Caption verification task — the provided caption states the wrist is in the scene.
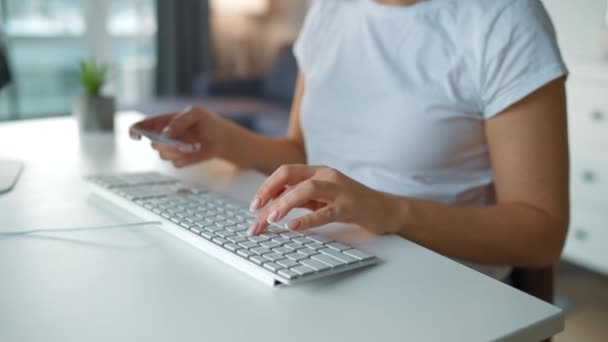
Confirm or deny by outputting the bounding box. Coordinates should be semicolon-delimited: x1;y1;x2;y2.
215;120;255;169
377;192;411;235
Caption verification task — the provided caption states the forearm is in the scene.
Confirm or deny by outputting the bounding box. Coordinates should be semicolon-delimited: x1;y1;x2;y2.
383;195;568;268
220;120;306;174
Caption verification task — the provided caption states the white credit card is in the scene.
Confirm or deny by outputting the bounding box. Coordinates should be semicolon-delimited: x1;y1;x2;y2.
131;127;192;148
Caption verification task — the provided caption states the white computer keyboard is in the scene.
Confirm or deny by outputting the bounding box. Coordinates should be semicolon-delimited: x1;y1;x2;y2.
86;172;377;286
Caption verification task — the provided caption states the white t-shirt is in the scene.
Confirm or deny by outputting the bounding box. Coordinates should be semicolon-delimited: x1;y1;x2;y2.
294;0;568;279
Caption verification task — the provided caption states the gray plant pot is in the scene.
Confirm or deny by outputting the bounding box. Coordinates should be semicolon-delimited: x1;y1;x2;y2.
73;95;115;132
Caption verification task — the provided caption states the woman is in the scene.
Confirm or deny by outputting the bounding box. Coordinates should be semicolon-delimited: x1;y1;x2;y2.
131;0;569;279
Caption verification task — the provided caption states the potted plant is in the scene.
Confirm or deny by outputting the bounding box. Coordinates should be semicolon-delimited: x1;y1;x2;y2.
73;60;115;132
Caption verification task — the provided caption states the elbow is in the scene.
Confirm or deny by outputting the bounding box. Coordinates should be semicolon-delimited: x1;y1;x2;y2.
525;218;569;268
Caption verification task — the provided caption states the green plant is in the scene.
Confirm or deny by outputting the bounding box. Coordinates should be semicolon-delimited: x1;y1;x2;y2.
79;60;108;97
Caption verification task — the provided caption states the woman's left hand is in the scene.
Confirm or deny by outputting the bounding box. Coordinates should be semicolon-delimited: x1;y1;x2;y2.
248;165;398;236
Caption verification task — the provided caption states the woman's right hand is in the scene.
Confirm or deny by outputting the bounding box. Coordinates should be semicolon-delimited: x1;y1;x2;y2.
129;106;232;168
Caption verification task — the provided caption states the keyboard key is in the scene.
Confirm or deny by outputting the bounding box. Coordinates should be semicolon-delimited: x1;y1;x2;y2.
180;222;191;229
227;236;247;244
224;243;239;252
200;231;214;240
207;225;225;232
280;231;301;239
214;220;232;228
293;237;313;244
267;226;286;234
212;237;228;246
326;242;351;251
215;230;235;238
285;242;303;251
263;262;284;272
202;226;217;233
260;232;278;239
285;252;307;261
271;237;291;245
307;234;334;244
301;259;331;272
260;241;281;249
291;265;315;276
278;269;298;280
237;249;254;258
238;241;259;249
250;247;272;256
212;215;226;221
298;247;319;257
226;225;247;232
311;254;344;268
247;235;269;243
189;227;201;234
343;249;374;261
319;248;358;264
305;242;324;250
277;258;299;268
263;253;284;262
272;247;293;255
250;255;266;265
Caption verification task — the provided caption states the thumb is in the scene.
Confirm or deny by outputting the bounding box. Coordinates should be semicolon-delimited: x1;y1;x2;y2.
162;106;205;138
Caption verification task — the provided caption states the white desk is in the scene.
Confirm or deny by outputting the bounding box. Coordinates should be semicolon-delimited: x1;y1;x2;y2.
0;113;563;342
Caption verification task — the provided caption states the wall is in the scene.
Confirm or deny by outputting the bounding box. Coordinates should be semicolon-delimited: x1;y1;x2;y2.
211;0;309;76
542;0;608;61
255;0;309;71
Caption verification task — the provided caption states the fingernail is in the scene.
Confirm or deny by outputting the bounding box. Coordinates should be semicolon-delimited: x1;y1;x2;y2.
286;220;300;231
193;143;201;152
267;210;279;224
178;145;194;153
161;127;172;136
247;222;258;236
249;197;261;212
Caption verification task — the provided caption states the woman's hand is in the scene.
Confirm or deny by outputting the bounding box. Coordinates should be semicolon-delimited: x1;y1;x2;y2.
129;106;232;168
247;165;399;236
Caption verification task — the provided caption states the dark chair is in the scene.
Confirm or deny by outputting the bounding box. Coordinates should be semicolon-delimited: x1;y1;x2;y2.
192;43;297;136
128;43;297;136
509;267;555;342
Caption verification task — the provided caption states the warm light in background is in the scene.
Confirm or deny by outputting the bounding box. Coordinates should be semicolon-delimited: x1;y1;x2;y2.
211;0;269;16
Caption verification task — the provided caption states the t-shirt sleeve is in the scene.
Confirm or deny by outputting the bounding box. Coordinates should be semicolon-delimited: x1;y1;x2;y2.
479;0;568;119
293;0;323;73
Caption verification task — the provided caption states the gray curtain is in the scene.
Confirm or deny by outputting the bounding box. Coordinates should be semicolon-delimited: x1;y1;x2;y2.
155;0;213;96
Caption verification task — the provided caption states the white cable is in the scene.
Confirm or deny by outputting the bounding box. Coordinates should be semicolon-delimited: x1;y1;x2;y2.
0;221;162;237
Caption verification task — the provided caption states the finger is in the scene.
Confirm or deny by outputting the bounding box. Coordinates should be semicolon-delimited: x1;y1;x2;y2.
249;165;320;211
300;200;326;211
252;180;335;235
163;106;208;138
129;129;141;140
129;113;175;138
158;149;184;161
172;150;213;168
285;206;338;231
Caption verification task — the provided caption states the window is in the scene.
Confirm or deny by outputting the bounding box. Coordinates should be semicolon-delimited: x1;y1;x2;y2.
0;0;156;121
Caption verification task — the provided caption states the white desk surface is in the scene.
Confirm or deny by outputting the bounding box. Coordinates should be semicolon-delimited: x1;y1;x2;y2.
0;113;563;342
